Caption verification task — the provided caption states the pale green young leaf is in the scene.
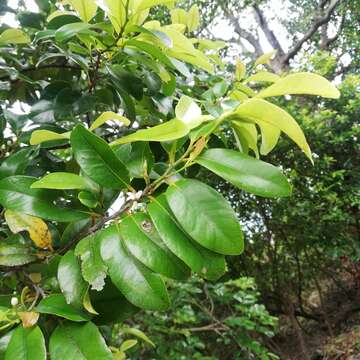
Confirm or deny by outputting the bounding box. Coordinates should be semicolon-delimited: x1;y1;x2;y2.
235;59;246;81
232;122;259;157
111;119;189;145
0;29;30;45
170;8;187;25
29;130;70;145
137;0;178;11
89;111;130;131
100;0;126;33
187;5;200;32
175;96;202;129
258;122;281;155
233;98;312;162
31;173;90;190
256;72;340;98
67;0;97;22
245;71;280;84
254;50;277;66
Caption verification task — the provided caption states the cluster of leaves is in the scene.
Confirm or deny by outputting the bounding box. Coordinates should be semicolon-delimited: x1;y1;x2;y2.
0;0;340;358
127;277;279;360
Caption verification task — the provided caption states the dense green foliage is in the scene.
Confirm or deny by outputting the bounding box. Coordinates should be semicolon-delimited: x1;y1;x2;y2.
0;0;344;358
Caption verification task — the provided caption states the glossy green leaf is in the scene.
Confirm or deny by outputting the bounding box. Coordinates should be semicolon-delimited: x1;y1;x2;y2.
196;148;292;197
78;191;98;208
120;327;155;348
166;179;244;255
0;244;36;267
75;234;107;291
35;294;91;322
0;176;88;222
71;125;130;189
58;250;87;308
0;331;13;360
147;194;226;280
232;122;259;157
49;322;112;360
55;22;96;42
120;212;190;280
233;98;313;162
5;326;45;360
256;72;340;98
90;281;139;325
175;96;203;129
111;119;189;145
100;225;170;310
31;172;89;190
0;29;30;44
100;0;126;33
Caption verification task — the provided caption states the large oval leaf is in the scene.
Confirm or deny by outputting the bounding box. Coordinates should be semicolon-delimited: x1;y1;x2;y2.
166;179;244;255
58;250;87;309
0;244;36;267
31;172;90;190
0;176;88;222
111;119;189;145
120;213;190;280
35;294;91;322
70;125;130;189
147;194;226;280
49;322;112;360
5;326;46;360
196;148;291;198
256;72;340;99
100;225;170;310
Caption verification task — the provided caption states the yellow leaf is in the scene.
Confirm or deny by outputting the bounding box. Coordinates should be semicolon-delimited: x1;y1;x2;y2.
256;72;340;99
89;111;130;131
67;0;97;22
187;5;200;32
100;0;127;33
18;312;39;328
245;71;280;84
0;29;30;45
258;122;280;155
5;210;52;250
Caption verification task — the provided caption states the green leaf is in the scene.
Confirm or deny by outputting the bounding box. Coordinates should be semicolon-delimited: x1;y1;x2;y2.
111;119;189;145
55;22;97;42
233;98;313;162
120;327;155;348
35;294;91;322
71;125;130;189
78;191;98;208
67;0;97;22
90;281;139;325
100;225;170;310
147;194;226;280
166;179;244;255
0;244;36;267
100;0;126;33
137;0;178;11
31;172;90;190
0;147;39;180
89;111;130;131
29;130;70;145
58;250;88;309
196;148;292;197
256;72;340;98
49;322;112;360
75;234;107;291
5;326;45;360
0;176;88;222
235;59;246;81
108;66;144;101
0;29;30;44
0;331;13;360
120;212;190;280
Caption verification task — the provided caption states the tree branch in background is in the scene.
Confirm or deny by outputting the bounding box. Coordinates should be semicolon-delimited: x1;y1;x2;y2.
281;0;341;66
